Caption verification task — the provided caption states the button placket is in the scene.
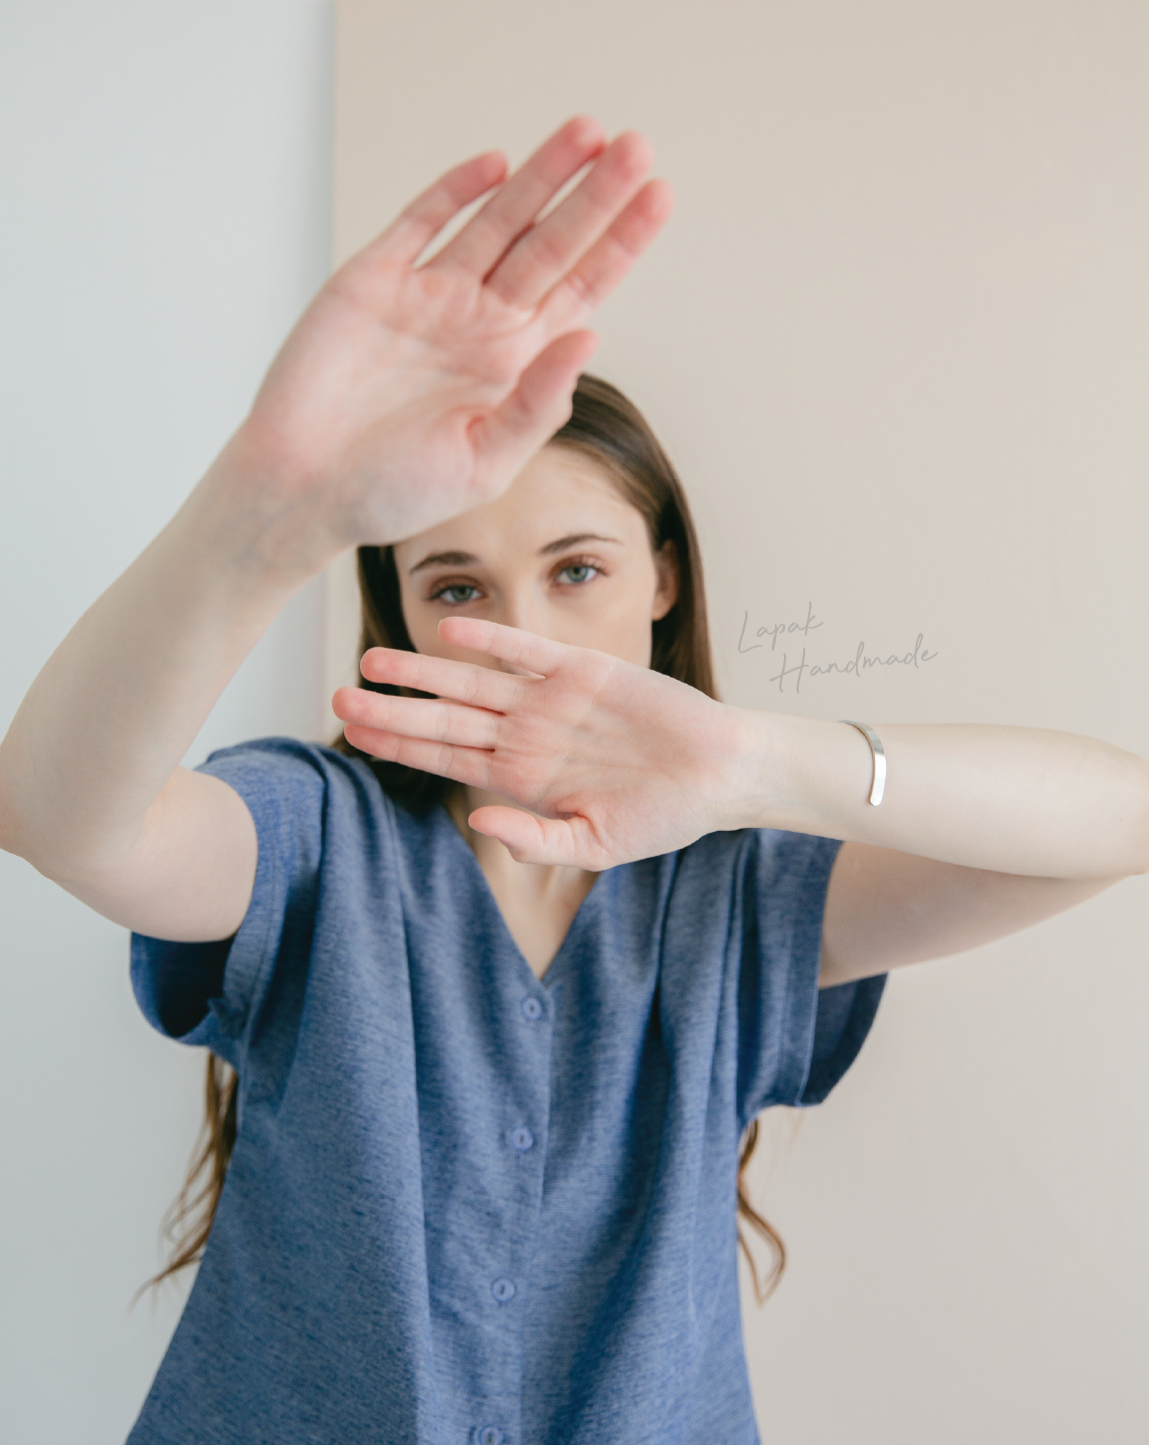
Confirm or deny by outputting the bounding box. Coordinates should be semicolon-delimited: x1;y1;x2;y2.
472;988;549;1445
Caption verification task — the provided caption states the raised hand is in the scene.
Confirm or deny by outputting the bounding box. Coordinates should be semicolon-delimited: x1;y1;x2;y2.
332;616;748;869
0;119;674;946
237;117;674;562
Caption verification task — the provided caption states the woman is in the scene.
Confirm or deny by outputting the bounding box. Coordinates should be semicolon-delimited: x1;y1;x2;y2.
0;115;1145;1445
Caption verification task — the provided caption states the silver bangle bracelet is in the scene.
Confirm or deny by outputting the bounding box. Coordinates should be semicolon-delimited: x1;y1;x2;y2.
838;720;886;806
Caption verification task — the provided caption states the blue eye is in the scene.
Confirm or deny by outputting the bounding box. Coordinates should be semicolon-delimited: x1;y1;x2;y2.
434;583;480;605
558;562;599;585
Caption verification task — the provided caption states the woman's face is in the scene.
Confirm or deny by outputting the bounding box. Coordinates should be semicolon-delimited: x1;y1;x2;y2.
392;444;679;674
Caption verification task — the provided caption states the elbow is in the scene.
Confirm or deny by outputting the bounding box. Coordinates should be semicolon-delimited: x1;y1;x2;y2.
0;751;31;864
0;739;68;878
0;788;51;876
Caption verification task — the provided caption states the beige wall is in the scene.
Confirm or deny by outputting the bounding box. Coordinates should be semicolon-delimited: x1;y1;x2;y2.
333;3;1148;1440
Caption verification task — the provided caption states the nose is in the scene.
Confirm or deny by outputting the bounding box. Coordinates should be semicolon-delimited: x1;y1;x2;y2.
488;588;554;672
492;586;546;638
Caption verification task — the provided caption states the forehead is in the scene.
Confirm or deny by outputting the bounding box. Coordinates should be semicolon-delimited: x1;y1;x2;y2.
394;446;643;563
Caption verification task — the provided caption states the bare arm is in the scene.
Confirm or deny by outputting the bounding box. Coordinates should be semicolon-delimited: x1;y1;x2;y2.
819;845;1125;987
0;447;308;941
731;716;1149;880
0;118;674;942
725;714;1149;987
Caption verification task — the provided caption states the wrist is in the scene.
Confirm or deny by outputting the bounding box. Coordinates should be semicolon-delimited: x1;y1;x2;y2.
714;707;792;832
719;707;872;835
185;423;348;589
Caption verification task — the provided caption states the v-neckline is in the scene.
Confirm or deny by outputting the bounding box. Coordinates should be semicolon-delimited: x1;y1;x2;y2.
434;801;605;989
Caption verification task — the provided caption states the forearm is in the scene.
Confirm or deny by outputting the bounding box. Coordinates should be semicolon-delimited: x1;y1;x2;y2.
0;426;333;883
725;710;1149;880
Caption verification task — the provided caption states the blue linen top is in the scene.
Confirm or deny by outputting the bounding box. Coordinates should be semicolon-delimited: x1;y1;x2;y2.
127;737;885;1445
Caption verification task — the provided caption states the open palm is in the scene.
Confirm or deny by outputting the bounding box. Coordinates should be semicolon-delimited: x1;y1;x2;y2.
333;616;747;870
240;117;674;556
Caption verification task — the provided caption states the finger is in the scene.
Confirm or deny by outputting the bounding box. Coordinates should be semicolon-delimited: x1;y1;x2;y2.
534;178;675;336
333;686;502;750
467;806;592;867
469;328;599;490
364;150;508;266
434;615;572;678
483;132;655;309
427;115;605;279
357;647;525;709
342;724;497;790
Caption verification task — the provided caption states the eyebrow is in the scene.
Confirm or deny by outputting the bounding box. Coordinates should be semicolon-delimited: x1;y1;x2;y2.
408;532;624;575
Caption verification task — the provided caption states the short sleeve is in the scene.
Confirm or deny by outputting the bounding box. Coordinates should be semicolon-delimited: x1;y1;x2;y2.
736;829;886;1127
129;738;329;1069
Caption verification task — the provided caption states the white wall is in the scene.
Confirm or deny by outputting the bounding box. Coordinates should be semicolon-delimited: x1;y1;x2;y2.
0;5;332;1441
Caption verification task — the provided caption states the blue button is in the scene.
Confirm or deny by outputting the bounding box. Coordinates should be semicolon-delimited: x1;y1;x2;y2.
520;996;543;1021
491;1276;516;1303
510;1126;534;1152
477;1429;503;1445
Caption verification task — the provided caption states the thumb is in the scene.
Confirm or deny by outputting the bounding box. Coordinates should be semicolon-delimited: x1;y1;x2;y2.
470;330;599;487
468;805;582;866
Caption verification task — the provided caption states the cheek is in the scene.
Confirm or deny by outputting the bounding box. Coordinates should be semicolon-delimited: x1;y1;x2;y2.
583;584;657;668
396;584;437;651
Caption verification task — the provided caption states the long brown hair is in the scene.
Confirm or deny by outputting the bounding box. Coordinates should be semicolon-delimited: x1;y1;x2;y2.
149;373;785;1304
140;1052;237;1297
